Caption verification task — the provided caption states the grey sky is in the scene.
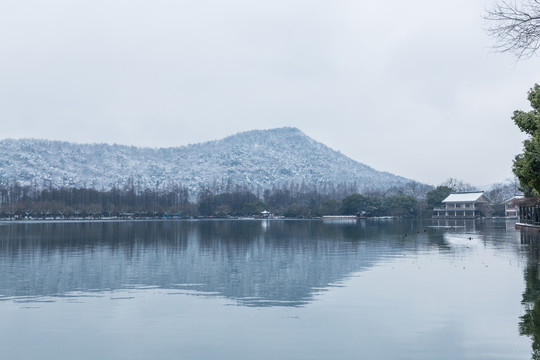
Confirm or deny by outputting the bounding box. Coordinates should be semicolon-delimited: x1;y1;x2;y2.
1;0;539;186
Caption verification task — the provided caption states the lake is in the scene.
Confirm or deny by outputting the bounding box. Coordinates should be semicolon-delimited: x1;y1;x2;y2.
0;219;538;359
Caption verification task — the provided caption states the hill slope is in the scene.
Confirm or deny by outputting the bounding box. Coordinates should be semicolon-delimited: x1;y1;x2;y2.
0;127;411;193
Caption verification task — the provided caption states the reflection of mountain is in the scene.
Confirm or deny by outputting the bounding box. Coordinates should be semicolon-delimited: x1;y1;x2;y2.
0;220;439;307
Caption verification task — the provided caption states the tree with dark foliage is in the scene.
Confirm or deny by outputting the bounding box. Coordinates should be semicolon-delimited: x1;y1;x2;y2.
512;84;540;196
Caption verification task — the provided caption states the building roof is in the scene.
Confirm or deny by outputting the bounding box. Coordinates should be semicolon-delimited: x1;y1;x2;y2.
442;192;488;203
504;195;524;205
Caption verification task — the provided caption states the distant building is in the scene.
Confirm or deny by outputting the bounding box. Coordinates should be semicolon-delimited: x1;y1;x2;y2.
504;196;524;218
433;192;494;219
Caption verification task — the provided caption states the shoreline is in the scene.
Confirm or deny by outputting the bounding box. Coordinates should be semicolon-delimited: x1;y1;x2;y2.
516;222;540;230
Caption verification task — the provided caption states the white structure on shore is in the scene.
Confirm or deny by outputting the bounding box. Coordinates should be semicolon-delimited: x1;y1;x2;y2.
433;192;493;219
504;196;524;218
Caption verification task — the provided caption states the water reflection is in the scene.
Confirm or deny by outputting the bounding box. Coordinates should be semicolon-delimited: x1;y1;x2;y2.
519;230;540;360
0;219;454;306
0;219;535;360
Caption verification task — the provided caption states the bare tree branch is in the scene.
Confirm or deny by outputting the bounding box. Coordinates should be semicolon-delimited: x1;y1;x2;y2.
485;0;540;59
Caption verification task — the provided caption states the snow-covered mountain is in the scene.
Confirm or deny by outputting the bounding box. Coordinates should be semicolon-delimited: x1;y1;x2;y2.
0;127;412;193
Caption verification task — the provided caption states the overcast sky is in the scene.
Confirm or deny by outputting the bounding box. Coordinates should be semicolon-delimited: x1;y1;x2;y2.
1;0;539;187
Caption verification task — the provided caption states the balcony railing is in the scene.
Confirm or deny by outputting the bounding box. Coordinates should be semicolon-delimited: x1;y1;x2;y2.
433;207;478;212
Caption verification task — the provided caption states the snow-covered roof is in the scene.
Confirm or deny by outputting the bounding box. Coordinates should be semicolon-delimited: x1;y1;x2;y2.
442;192;487;203
504;195;524;204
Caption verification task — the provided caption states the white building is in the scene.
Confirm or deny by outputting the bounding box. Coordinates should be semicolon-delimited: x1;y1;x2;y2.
433;192;493;219
504;195;524;218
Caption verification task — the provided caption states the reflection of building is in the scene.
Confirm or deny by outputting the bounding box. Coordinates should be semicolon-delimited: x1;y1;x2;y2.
504;196;524;218
433;192;493;219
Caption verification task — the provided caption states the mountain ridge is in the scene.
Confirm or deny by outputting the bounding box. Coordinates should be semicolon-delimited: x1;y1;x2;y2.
0;127;413;193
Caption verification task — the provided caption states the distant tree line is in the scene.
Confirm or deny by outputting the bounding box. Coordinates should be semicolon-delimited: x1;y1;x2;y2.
0;178;521;219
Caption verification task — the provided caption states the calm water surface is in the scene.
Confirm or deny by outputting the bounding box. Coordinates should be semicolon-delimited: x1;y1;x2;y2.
0;219;538;359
